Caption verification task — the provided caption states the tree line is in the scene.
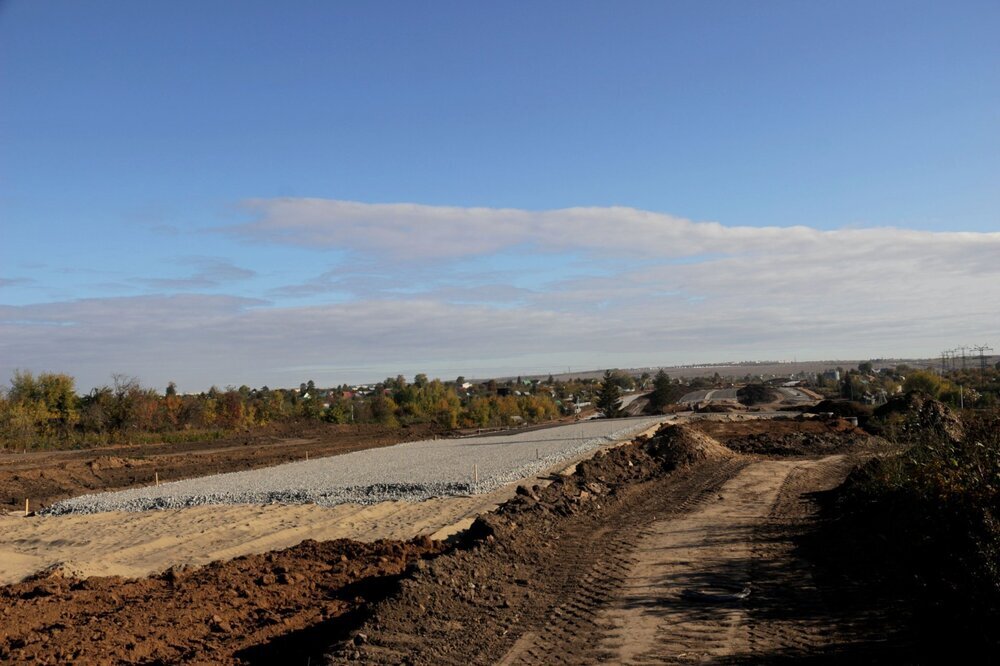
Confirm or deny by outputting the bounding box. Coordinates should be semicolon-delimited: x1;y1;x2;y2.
0;370;593;450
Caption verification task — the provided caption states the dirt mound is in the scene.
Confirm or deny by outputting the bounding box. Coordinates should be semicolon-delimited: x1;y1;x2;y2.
647;424;736;466
810;399;873;417
88;455;138;472
690;416;883;456
873;391;964;443
737;384;781;406
0;537;443;665
724;430;875;456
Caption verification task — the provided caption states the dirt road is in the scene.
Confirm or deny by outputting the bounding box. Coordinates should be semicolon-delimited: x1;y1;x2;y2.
501;455;889;665
589;457;852;663
333;421;890;665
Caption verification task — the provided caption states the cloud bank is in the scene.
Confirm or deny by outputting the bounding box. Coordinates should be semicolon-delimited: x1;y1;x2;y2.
3;199;998;391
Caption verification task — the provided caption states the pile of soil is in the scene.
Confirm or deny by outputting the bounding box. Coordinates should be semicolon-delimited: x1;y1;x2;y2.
872;391;964;443
737;384;781;406
692;417;878;456
0;537;444;665
646;424;736;466
0;422;442;512
800;399;874;423
722;430;876;456
324;426;743;664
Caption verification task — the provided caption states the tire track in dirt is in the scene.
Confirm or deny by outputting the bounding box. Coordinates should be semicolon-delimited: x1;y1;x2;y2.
504;456;861;665
497;459;747;665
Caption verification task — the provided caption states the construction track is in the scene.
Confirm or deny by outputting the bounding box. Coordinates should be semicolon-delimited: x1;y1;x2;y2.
498;459;748;665
331;419;893;665
497;458;875;664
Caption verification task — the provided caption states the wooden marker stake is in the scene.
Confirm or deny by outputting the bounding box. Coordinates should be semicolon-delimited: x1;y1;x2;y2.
155;472;159;487
473;464;479;486
25;498;29;516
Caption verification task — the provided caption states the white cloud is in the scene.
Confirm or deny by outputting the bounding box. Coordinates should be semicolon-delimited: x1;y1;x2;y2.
4;199;999;391
141;257;256;290
228;198;1000;265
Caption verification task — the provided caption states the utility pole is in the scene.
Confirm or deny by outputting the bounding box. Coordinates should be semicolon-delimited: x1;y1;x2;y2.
941;350;949;375
972;344;993;377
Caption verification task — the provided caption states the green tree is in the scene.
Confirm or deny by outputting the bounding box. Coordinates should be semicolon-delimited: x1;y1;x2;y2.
649;370;674;412
596;370;623;417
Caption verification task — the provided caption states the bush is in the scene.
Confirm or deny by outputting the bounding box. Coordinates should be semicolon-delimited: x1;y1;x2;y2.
824;407;1000;652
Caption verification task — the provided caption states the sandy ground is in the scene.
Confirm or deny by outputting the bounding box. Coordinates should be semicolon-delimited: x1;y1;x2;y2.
0;420;668;585
593;455;853;663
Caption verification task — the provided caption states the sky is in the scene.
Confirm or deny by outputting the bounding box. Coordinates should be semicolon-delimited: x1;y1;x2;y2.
1;0;999;393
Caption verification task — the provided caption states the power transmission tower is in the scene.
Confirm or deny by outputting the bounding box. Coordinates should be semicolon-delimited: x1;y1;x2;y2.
957;345;968;370
972;344;993;376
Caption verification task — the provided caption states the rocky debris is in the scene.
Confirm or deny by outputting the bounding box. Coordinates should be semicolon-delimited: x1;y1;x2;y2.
0;537;443;665
479;425;734;526
873;391;964;443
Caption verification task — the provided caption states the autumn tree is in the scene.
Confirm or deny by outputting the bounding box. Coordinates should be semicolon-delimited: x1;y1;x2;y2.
903;370;946;398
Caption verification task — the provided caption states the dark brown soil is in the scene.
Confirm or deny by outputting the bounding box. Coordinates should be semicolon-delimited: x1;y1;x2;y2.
0;422;442;512
0;537;444;665
737;384;781;406
691;416;880;455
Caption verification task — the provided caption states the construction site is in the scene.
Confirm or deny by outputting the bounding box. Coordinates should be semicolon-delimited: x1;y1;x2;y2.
5;380;994;665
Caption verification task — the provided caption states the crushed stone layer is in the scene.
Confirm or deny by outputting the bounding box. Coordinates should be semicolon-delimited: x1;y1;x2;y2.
47;417;664;515
0;418;667;584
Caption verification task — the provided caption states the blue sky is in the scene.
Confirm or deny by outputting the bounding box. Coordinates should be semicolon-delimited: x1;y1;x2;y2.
2;1;999;391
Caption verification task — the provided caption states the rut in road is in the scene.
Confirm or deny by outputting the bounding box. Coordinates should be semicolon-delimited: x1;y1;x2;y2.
499;455;877;665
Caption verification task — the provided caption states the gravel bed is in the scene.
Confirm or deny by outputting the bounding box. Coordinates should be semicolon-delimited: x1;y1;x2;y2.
46;417;665;515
